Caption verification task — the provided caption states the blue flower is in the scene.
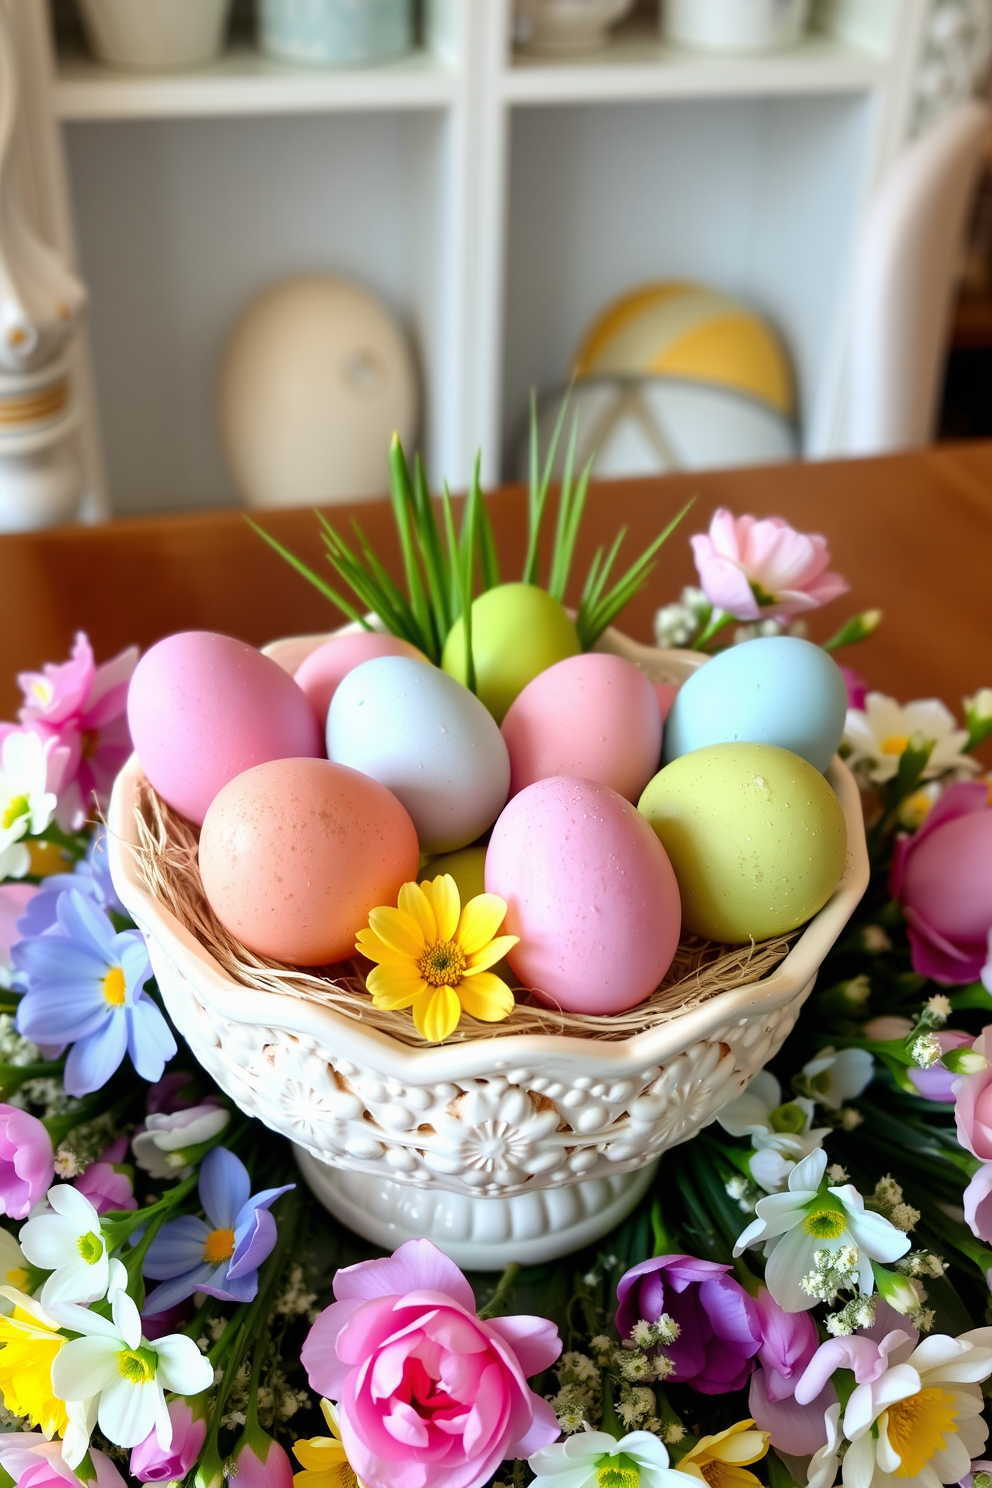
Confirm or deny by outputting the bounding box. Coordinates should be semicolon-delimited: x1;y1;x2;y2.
142;1146;294;1314
13;888;176;1096
17;827;125;939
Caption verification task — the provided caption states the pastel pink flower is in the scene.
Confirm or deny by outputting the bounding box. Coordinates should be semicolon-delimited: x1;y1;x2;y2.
75;1159;136;1215
0;1104;53;1220
0;1433;124;1487
0;883;37;987
891;783;992;984
753;1286;819;1401
130;1400;206;1483
690;509;848;622
301;1238;561;1488
908;1031;975;1102
15;633;138;830
952;1026;992;1240
749;1366;835;1455
232;1434;294;1486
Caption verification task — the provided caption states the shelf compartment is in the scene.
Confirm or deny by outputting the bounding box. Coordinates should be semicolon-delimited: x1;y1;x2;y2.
55;43;456;121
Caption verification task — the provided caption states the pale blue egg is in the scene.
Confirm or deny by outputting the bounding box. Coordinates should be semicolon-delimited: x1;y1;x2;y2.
662;635;847;773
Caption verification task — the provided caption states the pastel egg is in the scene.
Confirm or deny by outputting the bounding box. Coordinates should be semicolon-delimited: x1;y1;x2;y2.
639;742;847;944
663;636;847;773
442;583;581;722
501;653;663;803
419;845;487;903
127;631;322;825
199;757;418;965
327;656;510;854
485;776;681;1013
294;632;426;724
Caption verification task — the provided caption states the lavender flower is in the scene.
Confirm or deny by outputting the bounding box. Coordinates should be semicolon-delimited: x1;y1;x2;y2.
13;889;175;1096
142;1147;293;1314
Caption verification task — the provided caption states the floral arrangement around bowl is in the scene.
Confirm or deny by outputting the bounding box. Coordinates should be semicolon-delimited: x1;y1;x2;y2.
0;435;990;1488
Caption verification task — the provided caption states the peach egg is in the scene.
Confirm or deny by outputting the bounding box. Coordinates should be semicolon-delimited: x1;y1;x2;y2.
293;631;426;725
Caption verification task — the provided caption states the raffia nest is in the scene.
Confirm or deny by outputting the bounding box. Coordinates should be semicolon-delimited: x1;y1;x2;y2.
129;781;795;1050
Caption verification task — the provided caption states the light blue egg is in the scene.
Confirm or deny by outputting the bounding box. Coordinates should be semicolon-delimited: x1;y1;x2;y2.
662;635;847;773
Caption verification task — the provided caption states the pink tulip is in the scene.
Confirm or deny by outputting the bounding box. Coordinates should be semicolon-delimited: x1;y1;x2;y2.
15;633;138;830
232;1434;294;1487
130;1400;206;1482
749;1366;835;1455
891;783;992;984
0;1434;124;1486
0;1105;53;1220
302;1238;561;1488
690;509;848;622
953;1027;992;1241
75;1159;136;1215
753;1286;819;1401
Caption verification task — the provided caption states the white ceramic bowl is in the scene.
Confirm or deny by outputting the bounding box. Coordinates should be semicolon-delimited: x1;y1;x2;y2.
108;628;868;1265
76;0;233;70
662;0;811;54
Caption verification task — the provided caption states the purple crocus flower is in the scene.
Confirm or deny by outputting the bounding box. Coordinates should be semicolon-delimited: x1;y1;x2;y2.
16;827;126;939
142;1146;293;1314
12;888;176;1096
615;1253;761;1394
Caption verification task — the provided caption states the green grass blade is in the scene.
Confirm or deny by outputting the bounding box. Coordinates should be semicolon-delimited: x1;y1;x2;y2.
584;527;627;613
474;461;501;591
317;516;422;645
412;452;451;640
522;386;570;585
579;543;604;613
246;517;372;629
440;481;462;622
548;415;579;602
388;435;435;652
456;454;481;692
578;499;693;649
348;520;426;649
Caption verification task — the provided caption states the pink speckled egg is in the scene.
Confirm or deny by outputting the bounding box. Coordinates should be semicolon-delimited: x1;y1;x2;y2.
127;632;322;825
501;653;663;803
294;632;426;725
199;757;419;965
485;775;681;1013
653;681;680;723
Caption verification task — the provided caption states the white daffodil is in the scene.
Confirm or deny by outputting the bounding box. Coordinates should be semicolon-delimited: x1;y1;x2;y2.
529;1429;701;1488
50;1287;213;1465
802;1048;875;1110
19;1184;125;1308
827;1328;992;1488
843;695;978;785
734;1149;910;1312
0;1226;29;1311
717;1071;829;1193
0;731;59;880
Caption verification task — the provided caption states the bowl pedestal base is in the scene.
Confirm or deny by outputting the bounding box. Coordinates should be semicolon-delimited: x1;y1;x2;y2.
295;1148;659;1270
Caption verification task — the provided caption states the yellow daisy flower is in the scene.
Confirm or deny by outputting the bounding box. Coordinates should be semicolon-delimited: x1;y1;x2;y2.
0;1287;68;1438
294;1399;365;1488
677;1419;770;1488
356;874;518;1042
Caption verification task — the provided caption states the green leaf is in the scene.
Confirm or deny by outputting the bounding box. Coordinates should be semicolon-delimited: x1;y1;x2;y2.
456;456;481;693
389;435;436;655
950;982;992;1012
823;609;883;652
523;386;570;586
577;499;693;649
245;518;372;628
440;481;462;622
412;451;451;641
474;462;501;591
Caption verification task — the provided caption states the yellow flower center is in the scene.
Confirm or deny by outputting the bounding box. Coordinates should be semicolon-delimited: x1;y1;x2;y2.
2;794;29;830
596;1458;641;1488
770;1102;807;1134
419;940;467;989
117;1348;157;1385
882;735;910;756
885;1387;959;1478
76;1231;103;1266
5;1267;27;1291
203;1227;236;1265
102;967;126;1007
803;1208;847;1239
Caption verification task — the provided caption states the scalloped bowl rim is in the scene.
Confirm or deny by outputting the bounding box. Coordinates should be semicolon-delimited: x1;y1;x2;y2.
107;627;869;1083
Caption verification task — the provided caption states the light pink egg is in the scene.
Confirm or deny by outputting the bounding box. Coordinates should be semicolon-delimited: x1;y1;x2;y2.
294;632;426;724
653;681;680;722
127;631;322;825
500;653;663;803
485;775;681;1013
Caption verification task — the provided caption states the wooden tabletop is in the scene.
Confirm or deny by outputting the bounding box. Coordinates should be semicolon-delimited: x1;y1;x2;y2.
1;442;990;721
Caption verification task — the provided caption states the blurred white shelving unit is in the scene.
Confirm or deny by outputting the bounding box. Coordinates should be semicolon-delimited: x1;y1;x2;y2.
32;0;932;514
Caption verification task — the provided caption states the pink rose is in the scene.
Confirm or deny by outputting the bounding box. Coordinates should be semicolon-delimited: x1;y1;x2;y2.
0;1434;124;1486
302;1239;561;1488
953;1026;992;1240
130;1400;206;1482
0;1105;53;1220
15;633;138;830
232;1433;293;1486
690;509;848;623
890;783;992;984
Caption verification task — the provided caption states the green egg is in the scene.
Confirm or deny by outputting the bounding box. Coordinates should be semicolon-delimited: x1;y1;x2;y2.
637;742;847;944
441;583;581;723
418;845;488;902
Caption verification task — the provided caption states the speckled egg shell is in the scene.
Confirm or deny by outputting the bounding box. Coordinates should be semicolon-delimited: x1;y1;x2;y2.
326;656;510;854
639;742;847;944
663;635;847;773
198;757;419;965
294;632;426;726
127;631;323;826
501;653;663;803
485;776;681;1013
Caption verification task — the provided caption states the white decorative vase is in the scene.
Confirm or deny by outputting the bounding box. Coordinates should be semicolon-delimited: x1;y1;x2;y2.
75;0;234;71
0;360;81;531
662;0;812;53
515;0;637;57
108;629;869;1268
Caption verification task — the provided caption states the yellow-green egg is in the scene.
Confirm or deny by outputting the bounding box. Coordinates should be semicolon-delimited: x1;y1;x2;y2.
637;742;847;944
442;583;580;723
418;845;487;902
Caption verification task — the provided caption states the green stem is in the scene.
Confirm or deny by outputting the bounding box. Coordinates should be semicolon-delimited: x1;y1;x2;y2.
102;1168;199;1252
0;1060;64;1097
650;1197;673;1257
43;1092;112;1150
691;610;734;651
478;1262;520;1321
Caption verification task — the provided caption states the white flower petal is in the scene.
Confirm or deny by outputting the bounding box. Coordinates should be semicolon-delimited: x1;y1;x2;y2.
46;1185;102;1230
764;1222;818;1311
154;1332;214;1396
98;1372;158;1450
51;1336;121;1403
